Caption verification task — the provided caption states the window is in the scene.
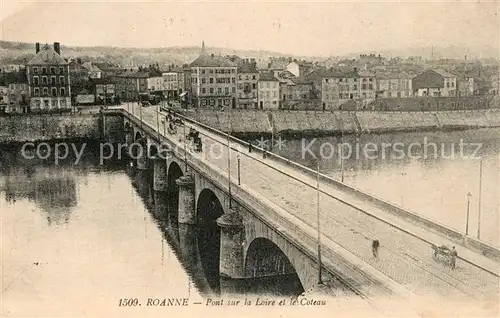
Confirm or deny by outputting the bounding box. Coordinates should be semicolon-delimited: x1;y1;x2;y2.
218;87;222;94
252;83;256;89
35;100;41;107
368;84;373;90
202;88;206;94
51;100;58;107
33;76;39;85
232;77;236;84
232;87;236;93
44;100;49;108
59;67;64;74
209;69;214;74
51;76;56;85
43;87;48;96
51;88;57;96
33;67;38;74
209;78;214;84
252;75;256;80
225;87;229;94
202;78;206;84
201;69;205;74
60;87;66;96
60;99;66;107
34;88;40;96
42;76;48;85
210;88;214;94
50;67;55;74
42;67;47;74
353;84;357;90
325;79;329;83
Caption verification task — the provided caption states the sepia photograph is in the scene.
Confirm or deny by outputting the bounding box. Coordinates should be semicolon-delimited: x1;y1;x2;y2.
0;0;499;317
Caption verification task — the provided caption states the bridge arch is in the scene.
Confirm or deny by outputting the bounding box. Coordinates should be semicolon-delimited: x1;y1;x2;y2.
244;237;305;296
196;188;225;295
166;161;184;220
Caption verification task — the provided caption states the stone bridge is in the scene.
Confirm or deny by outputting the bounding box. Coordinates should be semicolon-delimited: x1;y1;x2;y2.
105;103;499;311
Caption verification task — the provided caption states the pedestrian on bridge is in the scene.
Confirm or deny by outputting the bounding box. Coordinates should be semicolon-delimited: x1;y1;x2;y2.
372;239;380;258
450;246;458;270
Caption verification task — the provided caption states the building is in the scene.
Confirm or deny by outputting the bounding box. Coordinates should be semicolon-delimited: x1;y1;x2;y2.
69;60;90;86
0;71;29;113
286;60;314;78
190;48;238;109
114;70;149;101
237;60;259;109
375;71;414;98
321;68;377;110
281;77;315;110
412;69;457;97
257;72;280;110
26;42;72;112
162;66;184;100
0;85;8;113
91;78;116;104
82;62;103;79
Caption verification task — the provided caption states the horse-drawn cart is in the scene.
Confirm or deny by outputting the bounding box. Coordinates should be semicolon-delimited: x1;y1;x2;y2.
431;244;454;267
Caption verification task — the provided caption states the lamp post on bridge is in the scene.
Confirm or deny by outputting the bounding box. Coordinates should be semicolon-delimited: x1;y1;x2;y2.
465;192;472;236
477;159;483;240
227;123;233;209
316;158;323;285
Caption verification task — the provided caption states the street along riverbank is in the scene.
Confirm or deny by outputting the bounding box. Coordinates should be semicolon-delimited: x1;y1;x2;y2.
175;108;500;139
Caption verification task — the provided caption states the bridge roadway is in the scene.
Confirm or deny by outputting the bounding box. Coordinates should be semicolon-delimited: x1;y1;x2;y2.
118;104;499;304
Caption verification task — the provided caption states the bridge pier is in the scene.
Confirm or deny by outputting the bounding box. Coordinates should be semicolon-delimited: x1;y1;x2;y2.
137;138;148;170
176;175;196;224
216;209;245;280
153;191;167;219
153;158;167;192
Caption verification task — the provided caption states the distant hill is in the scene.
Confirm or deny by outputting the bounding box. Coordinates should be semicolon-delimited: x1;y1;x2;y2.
341;45;499;60
1;40;497;68
0;40;315;68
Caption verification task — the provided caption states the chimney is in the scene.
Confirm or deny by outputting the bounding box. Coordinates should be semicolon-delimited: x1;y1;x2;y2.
53;42;61;55
35;42;40;54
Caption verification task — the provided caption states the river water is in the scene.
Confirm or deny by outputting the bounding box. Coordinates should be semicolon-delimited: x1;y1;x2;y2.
0;143;307;317
272;128;500;248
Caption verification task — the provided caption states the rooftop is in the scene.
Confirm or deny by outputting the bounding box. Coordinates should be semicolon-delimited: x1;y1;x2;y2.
27;44;67;66
190;54;237;68
237;62;258;74
431;68;457;78
0;71;28;85
259;72;279;82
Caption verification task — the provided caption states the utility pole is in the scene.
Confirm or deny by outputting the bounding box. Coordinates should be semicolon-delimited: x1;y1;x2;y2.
316;159;322;284
227;129;232;208
477;159;483;239
466;192;472;236
340;117;344;183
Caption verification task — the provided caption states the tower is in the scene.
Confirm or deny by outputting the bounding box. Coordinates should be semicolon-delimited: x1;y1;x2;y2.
201;41;206;55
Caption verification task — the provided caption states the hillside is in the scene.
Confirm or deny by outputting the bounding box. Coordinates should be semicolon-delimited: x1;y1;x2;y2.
0;40;315;67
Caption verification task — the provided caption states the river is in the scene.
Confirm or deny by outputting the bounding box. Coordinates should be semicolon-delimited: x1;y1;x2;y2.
0;142;307;317
271;128;500;248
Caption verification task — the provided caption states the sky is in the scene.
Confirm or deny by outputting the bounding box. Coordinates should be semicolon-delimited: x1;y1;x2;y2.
0;0;499;57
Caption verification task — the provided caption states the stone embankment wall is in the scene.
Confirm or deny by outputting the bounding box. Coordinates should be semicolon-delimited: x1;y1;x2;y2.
0;114;124;143
177;109;500;136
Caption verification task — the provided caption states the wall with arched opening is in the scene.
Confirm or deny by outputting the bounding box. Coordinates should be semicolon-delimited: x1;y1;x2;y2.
196;188;225;295
244;237;305;296
166;161;183;221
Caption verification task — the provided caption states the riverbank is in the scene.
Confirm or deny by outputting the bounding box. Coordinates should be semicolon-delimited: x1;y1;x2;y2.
175;108;500;138
0;113;124;144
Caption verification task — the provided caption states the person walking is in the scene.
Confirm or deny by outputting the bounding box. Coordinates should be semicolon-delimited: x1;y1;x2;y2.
450;246;458;270
372;239;380;258
248;142;253;153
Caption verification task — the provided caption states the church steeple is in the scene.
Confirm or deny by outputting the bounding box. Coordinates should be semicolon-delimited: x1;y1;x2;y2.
201;41;206;55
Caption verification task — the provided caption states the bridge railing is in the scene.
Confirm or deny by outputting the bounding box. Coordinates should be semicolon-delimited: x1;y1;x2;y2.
168;108;500;264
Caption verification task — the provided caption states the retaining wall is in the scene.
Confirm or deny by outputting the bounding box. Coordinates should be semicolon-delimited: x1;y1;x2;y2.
0;113;123;143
